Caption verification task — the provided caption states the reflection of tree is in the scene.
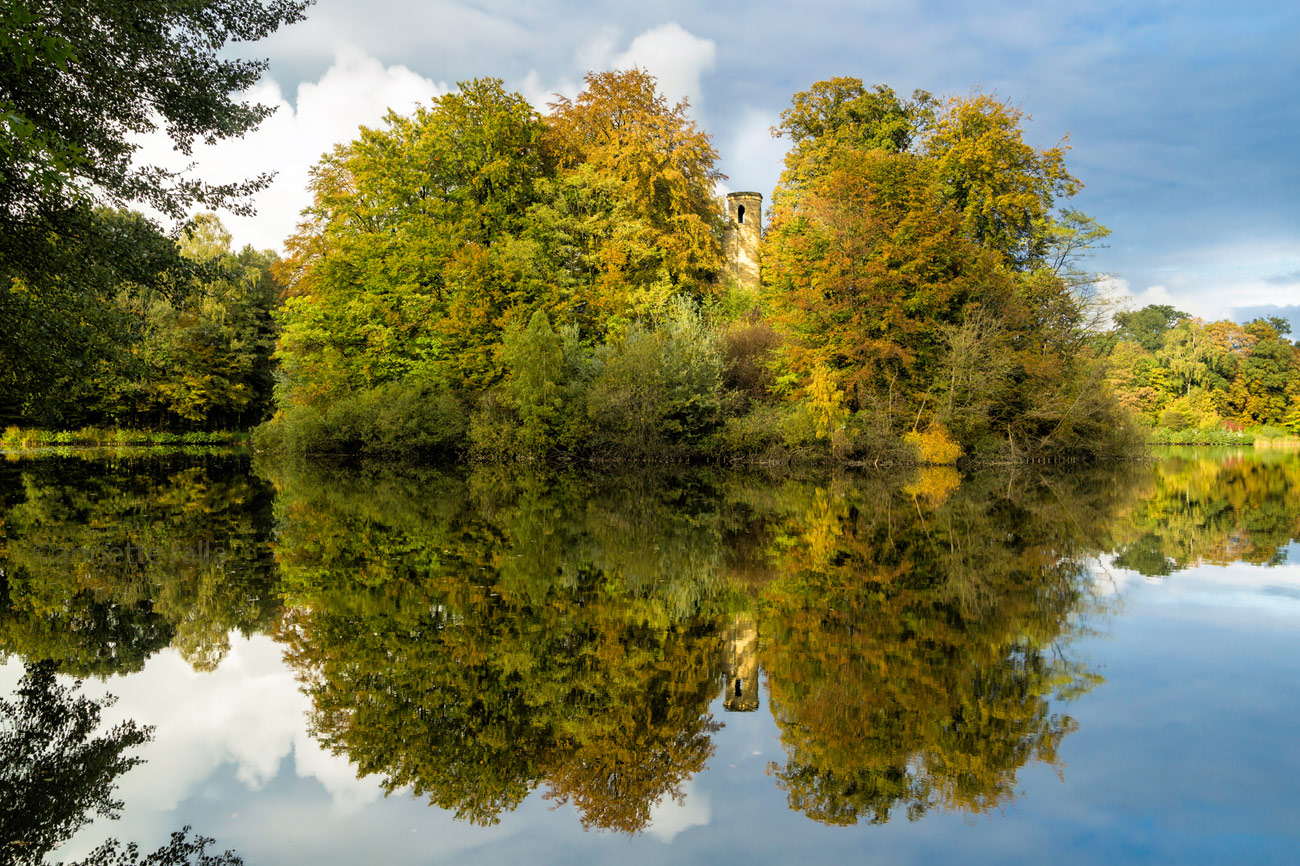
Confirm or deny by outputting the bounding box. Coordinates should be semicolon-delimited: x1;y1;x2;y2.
1110;449;1300;574
0;662;240;866
1;662;149;861
752;469;1127;825
267;463;736;831
0;455;278;674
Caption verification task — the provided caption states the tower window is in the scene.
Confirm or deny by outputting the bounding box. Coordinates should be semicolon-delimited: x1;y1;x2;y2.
737;205;745;224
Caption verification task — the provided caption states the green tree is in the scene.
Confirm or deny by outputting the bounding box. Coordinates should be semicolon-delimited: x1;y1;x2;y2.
274;78;551;404
1113;304;1189;352
547;69;725;320
0;0;310;425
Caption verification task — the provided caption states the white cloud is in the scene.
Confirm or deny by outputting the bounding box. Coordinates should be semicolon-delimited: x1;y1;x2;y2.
131;45;448;253
1100;275;1229;324
609;23;717;113
519;22;718;119
718;108;788;206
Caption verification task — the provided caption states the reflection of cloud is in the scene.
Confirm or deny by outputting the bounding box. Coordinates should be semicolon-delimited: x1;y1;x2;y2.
1101;555;1300;619
79;634;383;815
644;779;711;843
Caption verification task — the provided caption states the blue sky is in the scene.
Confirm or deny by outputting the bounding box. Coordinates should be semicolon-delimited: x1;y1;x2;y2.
158;0;1299;326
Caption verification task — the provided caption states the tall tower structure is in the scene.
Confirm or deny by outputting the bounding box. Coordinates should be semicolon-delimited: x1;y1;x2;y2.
723;191;762;292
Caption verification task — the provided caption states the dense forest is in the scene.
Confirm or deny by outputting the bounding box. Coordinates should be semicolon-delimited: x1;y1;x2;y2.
2;3;1296;462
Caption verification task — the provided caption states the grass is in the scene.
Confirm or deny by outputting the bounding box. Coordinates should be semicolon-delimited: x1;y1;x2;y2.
2;426;249;449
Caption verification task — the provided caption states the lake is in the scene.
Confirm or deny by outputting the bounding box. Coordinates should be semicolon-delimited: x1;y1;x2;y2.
2;447;1298;865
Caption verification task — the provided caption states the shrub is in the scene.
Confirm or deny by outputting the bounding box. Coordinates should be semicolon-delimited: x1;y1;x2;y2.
780;365;849;453
720;312;780;407
256;382;466;456
1159;406;1194;431
586;297;723;459
1252;425;1290;442
903;425;962;465
711;404;785;458
471;311;591;461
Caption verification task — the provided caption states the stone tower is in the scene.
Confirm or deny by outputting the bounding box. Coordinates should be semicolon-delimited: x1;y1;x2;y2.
723;191;762;292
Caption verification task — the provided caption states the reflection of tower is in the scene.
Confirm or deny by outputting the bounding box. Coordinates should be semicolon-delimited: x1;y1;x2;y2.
721;612;760;712
723;191;762;292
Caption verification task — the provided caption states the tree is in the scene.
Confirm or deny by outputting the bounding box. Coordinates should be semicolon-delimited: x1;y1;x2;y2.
275;78;552;402
1113;304;1189;352
0;0;310;423
761;79;1127;460
547;69;725;319
924;94;1080;269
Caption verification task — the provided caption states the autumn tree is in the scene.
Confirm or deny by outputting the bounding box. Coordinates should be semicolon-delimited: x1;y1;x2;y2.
761;78;1129;460
546;69;726;320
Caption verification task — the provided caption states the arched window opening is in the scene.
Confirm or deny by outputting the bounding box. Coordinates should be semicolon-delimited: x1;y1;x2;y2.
737;204;746;224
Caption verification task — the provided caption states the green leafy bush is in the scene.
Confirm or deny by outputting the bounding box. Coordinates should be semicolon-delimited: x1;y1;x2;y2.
256;383;466;456
585;298;723;459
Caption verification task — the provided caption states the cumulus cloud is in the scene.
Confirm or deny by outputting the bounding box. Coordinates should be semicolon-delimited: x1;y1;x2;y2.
131;45;448;252
569;22;717;113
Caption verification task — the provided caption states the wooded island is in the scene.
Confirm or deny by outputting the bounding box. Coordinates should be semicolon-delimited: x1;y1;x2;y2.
4;3;1297;462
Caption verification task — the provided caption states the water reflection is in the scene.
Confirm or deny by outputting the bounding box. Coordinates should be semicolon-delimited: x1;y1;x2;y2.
0;661;242;866
753;469;1121;825
265;464;738;832
262;460;1142;831
1;448;1297;845
0;455;277;675
1110;447;1300;575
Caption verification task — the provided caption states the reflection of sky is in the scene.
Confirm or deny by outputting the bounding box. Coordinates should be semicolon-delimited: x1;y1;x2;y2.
5;559;1298;865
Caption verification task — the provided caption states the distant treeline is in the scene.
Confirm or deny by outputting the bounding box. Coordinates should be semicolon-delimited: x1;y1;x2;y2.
1107;304;1300;440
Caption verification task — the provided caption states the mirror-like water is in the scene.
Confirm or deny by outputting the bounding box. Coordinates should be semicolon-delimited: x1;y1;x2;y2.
2;448;1298;864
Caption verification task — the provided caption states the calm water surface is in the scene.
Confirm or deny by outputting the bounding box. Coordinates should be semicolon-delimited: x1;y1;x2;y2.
2;447;1298;864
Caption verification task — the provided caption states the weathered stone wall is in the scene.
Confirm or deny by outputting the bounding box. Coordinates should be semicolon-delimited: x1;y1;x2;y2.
723;191;762;292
